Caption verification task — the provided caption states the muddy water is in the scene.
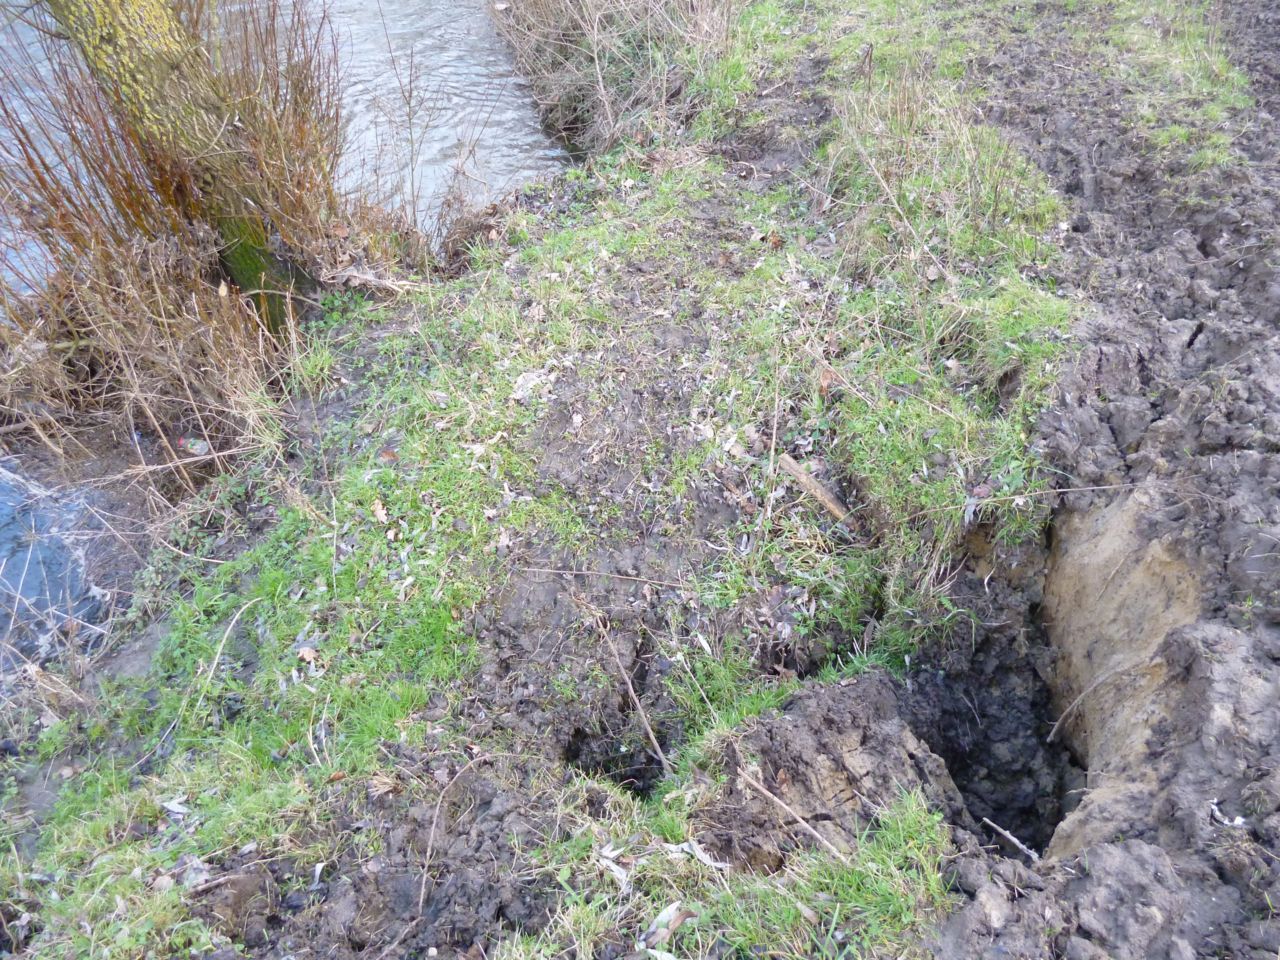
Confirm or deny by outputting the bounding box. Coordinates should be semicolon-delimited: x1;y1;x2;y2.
0;1;564;667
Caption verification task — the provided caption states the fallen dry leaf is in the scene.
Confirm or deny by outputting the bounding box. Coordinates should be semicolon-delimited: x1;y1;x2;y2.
640;901;697;949
662;839;730;870
818;366;837;399
367;773;402;799
372;498;389;524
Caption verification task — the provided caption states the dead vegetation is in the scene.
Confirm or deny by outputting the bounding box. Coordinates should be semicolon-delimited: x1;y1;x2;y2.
0;0;423;471
495;0;737;148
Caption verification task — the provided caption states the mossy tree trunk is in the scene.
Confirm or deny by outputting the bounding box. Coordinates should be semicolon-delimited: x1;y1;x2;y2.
44;0;307;334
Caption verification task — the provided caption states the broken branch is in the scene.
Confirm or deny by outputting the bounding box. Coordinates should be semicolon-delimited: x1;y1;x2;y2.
738;768;850;865
777;453;852;524
981;817;1041;862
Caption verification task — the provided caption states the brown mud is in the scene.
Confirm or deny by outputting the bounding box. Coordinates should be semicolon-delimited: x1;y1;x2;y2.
658;0;1280;957
918;0;1280;956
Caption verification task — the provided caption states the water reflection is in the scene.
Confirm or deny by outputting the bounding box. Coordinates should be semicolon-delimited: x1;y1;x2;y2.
336;0;566;218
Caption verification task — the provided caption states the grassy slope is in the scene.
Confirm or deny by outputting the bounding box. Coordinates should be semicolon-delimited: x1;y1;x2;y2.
0;0;1246;956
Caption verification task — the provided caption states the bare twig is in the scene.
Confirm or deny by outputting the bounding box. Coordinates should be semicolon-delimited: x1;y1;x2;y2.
520;566;684;589
416;753;493;913
131;596;261;771
981;817;1041;862
373;917;424;960
777;453;852;524
590;609;674;779
1047;663;1126;744
738;768;850;865
188;873;240;896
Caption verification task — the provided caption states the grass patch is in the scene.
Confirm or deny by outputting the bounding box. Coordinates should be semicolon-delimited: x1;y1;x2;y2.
501;788;953;959
1098;0;1251;165
674;0;1070;656
0;279;582;954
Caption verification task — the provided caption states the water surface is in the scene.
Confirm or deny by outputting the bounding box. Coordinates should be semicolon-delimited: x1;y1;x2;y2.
335;0;567;216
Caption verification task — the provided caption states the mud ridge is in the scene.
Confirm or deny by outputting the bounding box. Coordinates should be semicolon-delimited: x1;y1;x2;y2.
922;1;1280;956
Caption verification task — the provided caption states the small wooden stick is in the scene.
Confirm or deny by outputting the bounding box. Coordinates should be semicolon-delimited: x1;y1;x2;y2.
601;623;674;779
1047;665;1124;744
777;453;851;524
574;597;674;780
373;917;423;960
187;873;239;896
981;817;1041;862
417;754;492;912
738;769;850;865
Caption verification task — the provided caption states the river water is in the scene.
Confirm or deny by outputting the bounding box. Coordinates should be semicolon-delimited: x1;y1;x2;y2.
335;0;567;213
0;0;564;672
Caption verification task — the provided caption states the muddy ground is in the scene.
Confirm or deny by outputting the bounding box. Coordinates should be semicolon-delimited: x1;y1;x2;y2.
913;0;1280;956
193;3;1280;958
6;1;1280;958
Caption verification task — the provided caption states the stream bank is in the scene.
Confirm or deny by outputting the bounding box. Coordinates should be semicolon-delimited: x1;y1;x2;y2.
3;0;1278;958
0;0;566;685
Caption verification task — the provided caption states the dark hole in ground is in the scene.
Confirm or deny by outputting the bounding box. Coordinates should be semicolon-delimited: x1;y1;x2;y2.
729;531;1082;856
749;568;1082;857
562;725;667;796
561;637;673;797
901;617;1085;855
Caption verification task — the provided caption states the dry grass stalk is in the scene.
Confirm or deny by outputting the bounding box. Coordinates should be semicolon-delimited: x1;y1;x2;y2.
495;0;737;149
0;0;416;474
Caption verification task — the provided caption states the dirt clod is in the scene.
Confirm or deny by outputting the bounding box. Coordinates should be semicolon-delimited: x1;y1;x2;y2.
702;676;970;872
